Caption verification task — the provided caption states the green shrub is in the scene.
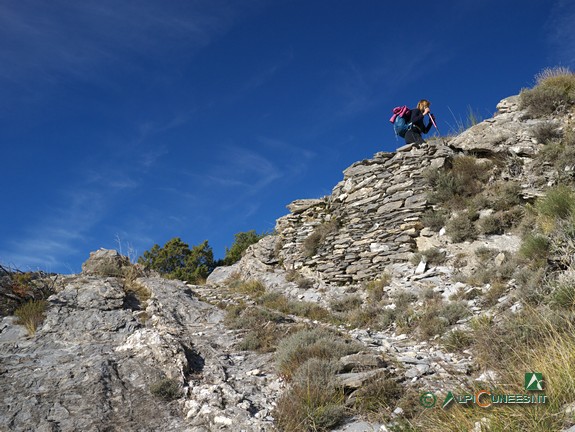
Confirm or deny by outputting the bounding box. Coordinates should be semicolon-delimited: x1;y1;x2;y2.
420;307;575;431
296;277;314;289
536;127;575;176
224;305;283;330
520;233;550;264
138;237;215;284
9;272;34;297
343;304;398;330
425;155;494;207
237;326;282;352
479;214;503;235
533;122;562;144
419;247;447;266
150;378;181;401
482;281;508;307
329;295;362;312
286;270;314;289
519;67;575;116
420;287;442;302
292;357;340;390
453;286;482;301
470;307;561;371
302;220;339;258
490;181;523;211
424;169;459;205
231;279;266;297
442;329;473;352
352;376;403;421
258;292;334;322
15;300;47;336
451;156;492;197
418;315;448;339
535;185;575;223
516;267;548;305
275;328;361;380
224;230;266;265
446;213;477;243
466;267;496;287
285;269;299;282
417;300;470;340
474;246;498;262
421;209;448;231
440;301;470;325
364;273;391;304
550;272;575;309
538;140;567;165
274;358;345;432
499;207;524;229
225;304;301;352
393;291;418;310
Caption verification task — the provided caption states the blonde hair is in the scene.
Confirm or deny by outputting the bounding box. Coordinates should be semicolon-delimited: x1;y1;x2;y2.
417;99;430;111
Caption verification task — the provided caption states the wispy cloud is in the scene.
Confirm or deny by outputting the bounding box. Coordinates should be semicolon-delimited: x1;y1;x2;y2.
205;145;283;193
306;41;446;139
256;136;315;177
0;108;188;271
200;137;316;195
0;1;254;85
0;188;106;271
224;50;295;106
546;0;575;68
173;138;315;228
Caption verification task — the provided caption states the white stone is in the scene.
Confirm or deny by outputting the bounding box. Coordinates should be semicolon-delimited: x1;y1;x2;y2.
370;243;390;253
495;252;506;267
214;416;233;425
476;370;498;382
415;260;427;275
510;302;523;313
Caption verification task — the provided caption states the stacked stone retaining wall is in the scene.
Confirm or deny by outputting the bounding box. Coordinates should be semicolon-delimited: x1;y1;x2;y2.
274;140;454;284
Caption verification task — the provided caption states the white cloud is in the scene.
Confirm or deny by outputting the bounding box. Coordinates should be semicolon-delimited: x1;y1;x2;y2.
0;189;106;271
256;136;315;177
212;145;283;193
546;0;575;68
0;0;257;85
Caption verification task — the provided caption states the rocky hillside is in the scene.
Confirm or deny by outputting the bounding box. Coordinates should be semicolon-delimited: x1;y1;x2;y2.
3;73;575;432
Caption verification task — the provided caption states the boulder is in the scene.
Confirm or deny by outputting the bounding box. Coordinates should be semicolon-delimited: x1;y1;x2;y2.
81;249;131;276
449;95;556;156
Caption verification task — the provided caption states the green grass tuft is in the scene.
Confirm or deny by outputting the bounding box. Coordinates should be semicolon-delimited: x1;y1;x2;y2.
14;300;47;336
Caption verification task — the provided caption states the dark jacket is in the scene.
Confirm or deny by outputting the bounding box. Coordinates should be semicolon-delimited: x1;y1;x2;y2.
409;108;433;134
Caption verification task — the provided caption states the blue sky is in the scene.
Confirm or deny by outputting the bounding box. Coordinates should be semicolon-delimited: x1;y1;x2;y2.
1;0;573;273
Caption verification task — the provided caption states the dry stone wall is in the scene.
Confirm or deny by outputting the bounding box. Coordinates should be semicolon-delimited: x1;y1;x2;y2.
274;140;454;284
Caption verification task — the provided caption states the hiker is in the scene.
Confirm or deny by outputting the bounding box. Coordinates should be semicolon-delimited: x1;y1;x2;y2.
404;99;434;145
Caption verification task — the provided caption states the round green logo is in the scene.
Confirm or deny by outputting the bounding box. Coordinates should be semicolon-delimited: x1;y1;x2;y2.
420;392;437;408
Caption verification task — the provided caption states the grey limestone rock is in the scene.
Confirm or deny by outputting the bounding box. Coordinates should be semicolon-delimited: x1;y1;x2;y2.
81;248;131;276
1;270;278;431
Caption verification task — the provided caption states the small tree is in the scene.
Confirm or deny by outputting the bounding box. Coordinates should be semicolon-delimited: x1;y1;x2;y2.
224;230;265;265
138;237;215;284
